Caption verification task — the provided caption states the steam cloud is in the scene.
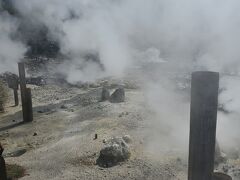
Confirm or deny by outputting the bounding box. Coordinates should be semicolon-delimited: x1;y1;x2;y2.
1;0;240;153
0;5;26;73
6;0;240;75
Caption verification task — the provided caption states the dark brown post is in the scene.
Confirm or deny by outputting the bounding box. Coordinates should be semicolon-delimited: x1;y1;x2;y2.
13;89;19;106
6;74;19;106
0;104;4;113
25;88;33;122
18;62;27;122
0;144;7;180
18;63;33;122
188;71;219;180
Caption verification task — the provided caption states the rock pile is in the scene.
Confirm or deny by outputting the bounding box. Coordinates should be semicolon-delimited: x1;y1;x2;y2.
97;136;132;167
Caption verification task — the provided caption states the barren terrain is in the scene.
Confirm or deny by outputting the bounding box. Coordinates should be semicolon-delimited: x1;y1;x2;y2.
0;77;239;180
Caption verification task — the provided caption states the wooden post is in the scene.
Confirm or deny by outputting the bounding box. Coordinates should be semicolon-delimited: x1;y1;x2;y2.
18;63;33;122
18;62;27;122
13;89;19;106
0;104;4;113
25;88;33;122
188;71;219;180
6;74;19;106
0;144;7;180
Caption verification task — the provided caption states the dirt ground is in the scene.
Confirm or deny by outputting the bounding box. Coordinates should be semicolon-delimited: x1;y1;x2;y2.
0;79;239;180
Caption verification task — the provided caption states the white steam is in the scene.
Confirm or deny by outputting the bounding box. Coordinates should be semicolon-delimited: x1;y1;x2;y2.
0;11;26;73
11;0;240;79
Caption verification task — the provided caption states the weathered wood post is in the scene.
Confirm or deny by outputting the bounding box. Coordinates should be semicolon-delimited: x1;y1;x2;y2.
0;144;7;180
13;89;19;106
188;71;219;180
25;88;33;122
0;104;4;112
6;74;19;106
18;62;33;122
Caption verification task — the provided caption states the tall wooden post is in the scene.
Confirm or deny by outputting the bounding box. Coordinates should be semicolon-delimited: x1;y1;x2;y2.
13;89;19;106
6;74;19;106
188;71;219;180
25;88;33;122
18;63;33;122
0;144;7;180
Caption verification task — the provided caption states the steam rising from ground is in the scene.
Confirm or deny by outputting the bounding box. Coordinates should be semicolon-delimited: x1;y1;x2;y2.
0;9;26;73
1;0;240;153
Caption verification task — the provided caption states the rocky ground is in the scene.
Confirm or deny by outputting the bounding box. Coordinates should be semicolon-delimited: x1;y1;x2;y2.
0;77;239;180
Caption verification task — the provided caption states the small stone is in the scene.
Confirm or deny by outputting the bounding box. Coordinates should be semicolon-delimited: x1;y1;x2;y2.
60;105;68;109
3;149;27;158
37;108;51;113
122;135;132;144
33;132;37;136
212;172;232;180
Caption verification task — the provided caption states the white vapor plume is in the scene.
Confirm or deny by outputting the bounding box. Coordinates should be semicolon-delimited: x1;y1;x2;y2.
0;10;26;73
11;0;240;78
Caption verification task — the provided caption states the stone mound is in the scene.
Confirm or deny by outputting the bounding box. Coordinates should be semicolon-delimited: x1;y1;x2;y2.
97;136;131;167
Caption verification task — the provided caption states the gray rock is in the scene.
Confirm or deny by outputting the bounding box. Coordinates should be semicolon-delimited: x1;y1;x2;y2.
212;172;232;180
37;107;51;113
97;137;131;167
60;104;68;109
3;149;27;158
109;88;125;103
101;88;110;101
122;135;132;144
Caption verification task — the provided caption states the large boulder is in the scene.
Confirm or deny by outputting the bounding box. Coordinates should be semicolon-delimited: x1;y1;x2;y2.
109;88;125;103
101;88;110;101
97;136;131;167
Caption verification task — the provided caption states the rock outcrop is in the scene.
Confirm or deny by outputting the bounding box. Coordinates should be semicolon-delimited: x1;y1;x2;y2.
109;88;125;103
